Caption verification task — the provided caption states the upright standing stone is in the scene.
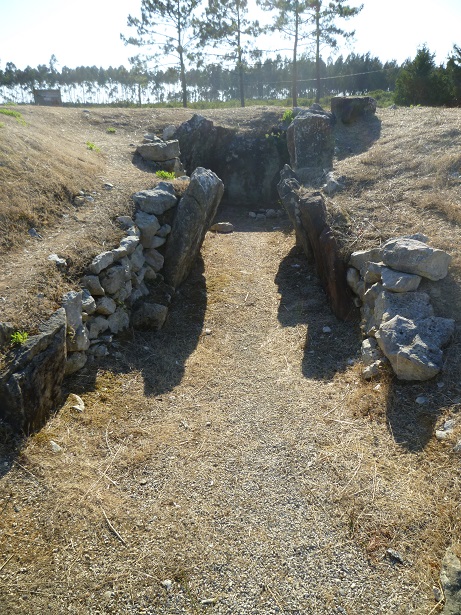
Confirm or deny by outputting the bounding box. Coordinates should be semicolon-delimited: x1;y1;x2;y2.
286;106;335;180
163;167;224;288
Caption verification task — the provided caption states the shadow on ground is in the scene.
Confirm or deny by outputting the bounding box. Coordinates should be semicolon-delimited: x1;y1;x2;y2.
334;115;382;160
275;246;361;380
63;255;207;402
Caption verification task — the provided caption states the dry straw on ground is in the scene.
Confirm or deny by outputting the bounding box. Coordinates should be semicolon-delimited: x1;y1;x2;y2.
0;105;460;614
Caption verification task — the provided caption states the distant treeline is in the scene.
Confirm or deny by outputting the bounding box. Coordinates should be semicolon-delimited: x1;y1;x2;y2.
0;45;460;107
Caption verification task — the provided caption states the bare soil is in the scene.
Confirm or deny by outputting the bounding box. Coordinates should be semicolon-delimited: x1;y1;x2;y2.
0;104;460;614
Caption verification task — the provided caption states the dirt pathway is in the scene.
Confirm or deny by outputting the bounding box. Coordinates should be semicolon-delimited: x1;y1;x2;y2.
0;204;449;614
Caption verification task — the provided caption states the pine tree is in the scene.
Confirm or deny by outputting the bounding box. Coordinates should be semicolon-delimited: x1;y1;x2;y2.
196;0;260;107
122;0;202;108
256;0;314;107
310;1;363;102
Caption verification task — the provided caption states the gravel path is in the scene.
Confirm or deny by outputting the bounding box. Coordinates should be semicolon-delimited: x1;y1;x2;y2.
1;107;457;614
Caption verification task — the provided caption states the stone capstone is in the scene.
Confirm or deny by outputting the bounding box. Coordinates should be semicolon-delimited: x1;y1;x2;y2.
331;96;377;124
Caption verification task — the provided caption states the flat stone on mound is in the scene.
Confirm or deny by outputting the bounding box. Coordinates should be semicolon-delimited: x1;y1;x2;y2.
132;183;178;215
136;140;180;162
381;237;451;281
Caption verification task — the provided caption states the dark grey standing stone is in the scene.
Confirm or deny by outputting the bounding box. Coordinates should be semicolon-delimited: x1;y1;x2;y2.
163;167;224;288
441;545;461;614
286;106;335;178
0;309;67;431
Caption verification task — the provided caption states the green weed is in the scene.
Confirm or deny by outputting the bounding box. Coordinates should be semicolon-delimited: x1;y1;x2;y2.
106;127;116;133
155;170;175;180
282;109;295;124
0;108;26;124
86;141;101;152
10;331;29;346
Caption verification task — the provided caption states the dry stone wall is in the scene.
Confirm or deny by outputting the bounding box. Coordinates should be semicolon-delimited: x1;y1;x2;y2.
347;236;455;380
0;167;224;432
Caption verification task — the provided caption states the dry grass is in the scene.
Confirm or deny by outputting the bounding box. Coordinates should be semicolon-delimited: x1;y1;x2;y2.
0;105;460;613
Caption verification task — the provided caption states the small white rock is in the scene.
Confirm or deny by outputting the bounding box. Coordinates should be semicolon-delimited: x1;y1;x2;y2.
322;326;332;334
161;579;173;591
415;396;428;405
69;393;85;412
50;441;63;453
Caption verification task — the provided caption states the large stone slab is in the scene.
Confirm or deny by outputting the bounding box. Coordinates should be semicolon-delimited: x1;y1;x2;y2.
381;237;452;281
286;106;335;176
277;165;314;263
0;309;67;431
331;96;377;124
375;315;455;380
297;191;357;321
163;167;224;288
175;113;288;206
136;140;180;162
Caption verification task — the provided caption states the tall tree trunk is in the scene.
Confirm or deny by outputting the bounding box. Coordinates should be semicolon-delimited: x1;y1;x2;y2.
237;8;245;107
292;6;299;107
179;47;188;108
315;1;321;103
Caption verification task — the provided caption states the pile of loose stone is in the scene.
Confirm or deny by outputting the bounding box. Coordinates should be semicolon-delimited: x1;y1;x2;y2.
62;181;181;375
347;235;455;381
248;207;284;221
135;128;185;177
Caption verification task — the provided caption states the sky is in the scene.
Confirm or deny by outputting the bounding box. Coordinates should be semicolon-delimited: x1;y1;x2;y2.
0;0;460;72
